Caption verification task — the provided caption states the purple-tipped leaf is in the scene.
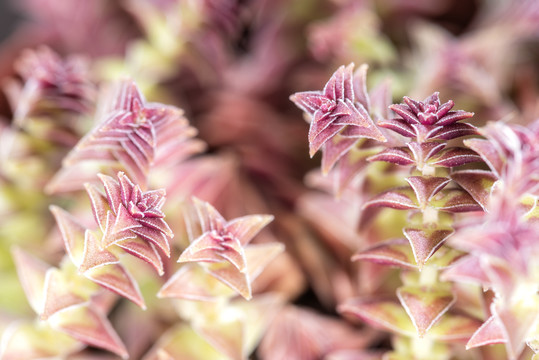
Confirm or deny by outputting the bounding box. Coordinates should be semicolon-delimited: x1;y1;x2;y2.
353;64;371;111
407;142;446;167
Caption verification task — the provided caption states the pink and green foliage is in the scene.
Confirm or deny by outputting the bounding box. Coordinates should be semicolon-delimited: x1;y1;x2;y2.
290;64;534;360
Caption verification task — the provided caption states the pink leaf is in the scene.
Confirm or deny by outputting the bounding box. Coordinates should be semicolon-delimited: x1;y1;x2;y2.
368;147;415;166
353;64;371;111
131;226;171;257
407;141;446;166
158;264;234;301
206;262;252;300
430;189;482;213
493;302;539;359
97;174;123;215
49;305;128;359
464;138;504;177
41;269;87;320
178;232;247;273
84;264;145;309
378;119;416;138
429;147;483;167
192;197;226;234
320;134;359;175
440;256;490;285
397;285;455;336
49;205;86;267
12;248;50;313
364;187;418;210
79;231;119;273
403;227;454;268
428;123;478;140
338;298;415;336
84;183;110;232
467;315;506;349
405;176;450;209
224;214;274;246
352;239;417;270
243;242;285;281
115;238;164;275
450;170;497;211
428;313;482;341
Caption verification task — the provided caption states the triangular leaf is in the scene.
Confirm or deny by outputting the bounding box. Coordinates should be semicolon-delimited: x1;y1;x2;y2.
397;284;455;336
353;239;416;270
429;147;483;168
84;263;145;309
225;215;274;246
430;189;482;213
49;205;87;267
158;264;234;301
115;237;164;275
405;176;450;209
467;315;506;349
49;305;128;359
403;227;454;268
12;247;50;314
364;187;418;210
450;170;497;211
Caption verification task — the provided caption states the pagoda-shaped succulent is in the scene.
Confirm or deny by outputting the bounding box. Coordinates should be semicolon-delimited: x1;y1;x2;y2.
153;197;284;360
1;170;176;359
292;69;487;359
290;63;391;192
290;63;386;159
160;197;281;300
85;171;173;275
47;80;205;192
